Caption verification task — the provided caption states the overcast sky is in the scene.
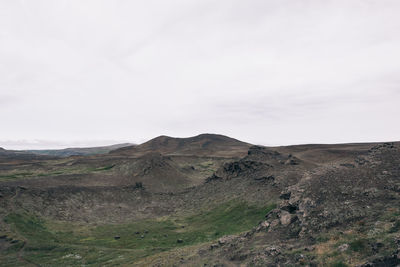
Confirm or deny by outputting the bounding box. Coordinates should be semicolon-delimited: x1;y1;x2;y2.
1;0;399;149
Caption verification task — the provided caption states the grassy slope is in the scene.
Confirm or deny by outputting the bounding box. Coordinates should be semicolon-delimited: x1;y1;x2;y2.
0;201;275;266
310;207;400;266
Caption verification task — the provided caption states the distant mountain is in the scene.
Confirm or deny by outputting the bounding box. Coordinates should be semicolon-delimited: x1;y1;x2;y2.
25;143;133;157
112;133;251;158
0;147;57;161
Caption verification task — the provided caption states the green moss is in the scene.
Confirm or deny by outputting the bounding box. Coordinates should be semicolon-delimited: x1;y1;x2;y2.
2;201;275;266
330;261;348;267
349;238;368;252
4;213;57;245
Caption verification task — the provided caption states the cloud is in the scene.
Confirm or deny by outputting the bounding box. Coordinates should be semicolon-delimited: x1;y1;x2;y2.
0;0;399;148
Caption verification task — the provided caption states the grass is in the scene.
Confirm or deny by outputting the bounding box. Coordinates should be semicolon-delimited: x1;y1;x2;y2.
2;201;275;266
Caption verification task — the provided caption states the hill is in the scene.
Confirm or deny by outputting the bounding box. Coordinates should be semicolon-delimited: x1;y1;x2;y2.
111;133;251;157
0;136;399;266
0;147;58;162
25;143;133;157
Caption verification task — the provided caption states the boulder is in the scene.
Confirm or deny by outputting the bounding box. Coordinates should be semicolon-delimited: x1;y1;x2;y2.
279;210;293;225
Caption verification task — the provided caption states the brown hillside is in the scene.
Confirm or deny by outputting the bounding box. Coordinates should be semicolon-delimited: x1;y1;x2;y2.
111;133;251;158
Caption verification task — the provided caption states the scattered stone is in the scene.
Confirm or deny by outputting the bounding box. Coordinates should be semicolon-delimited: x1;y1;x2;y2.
355;157;368;165
114;236;120;240
295;254;305;262
358;255;400;267
144;230;148;234
140;235;145;239
304;246;315;252
285;157;299;165
265;246;281;256
256;220;270;232
177;239;183;243
269;219;280;230
135;231;140;234
338;243;349;252
395;236;400;246
218;235;235;246
371;242;384;252
62;254;82;259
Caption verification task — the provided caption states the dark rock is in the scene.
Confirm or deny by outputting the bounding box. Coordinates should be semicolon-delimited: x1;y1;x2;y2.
358;254;400;267
205;174;221;183
280;191;291;200
210;244;219;250
114;236;120;240
177;239;183;243
254;175;274;181
222;160;264;177
395;236;400;246
134;182;143;189
230;253;248;261
355;157;368;165
280;202;298;214
340;163;355;168
371;242;384;253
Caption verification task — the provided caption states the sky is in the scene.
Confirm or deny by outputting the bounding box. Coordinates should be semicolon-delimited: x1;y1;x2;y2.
1;0;399;149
